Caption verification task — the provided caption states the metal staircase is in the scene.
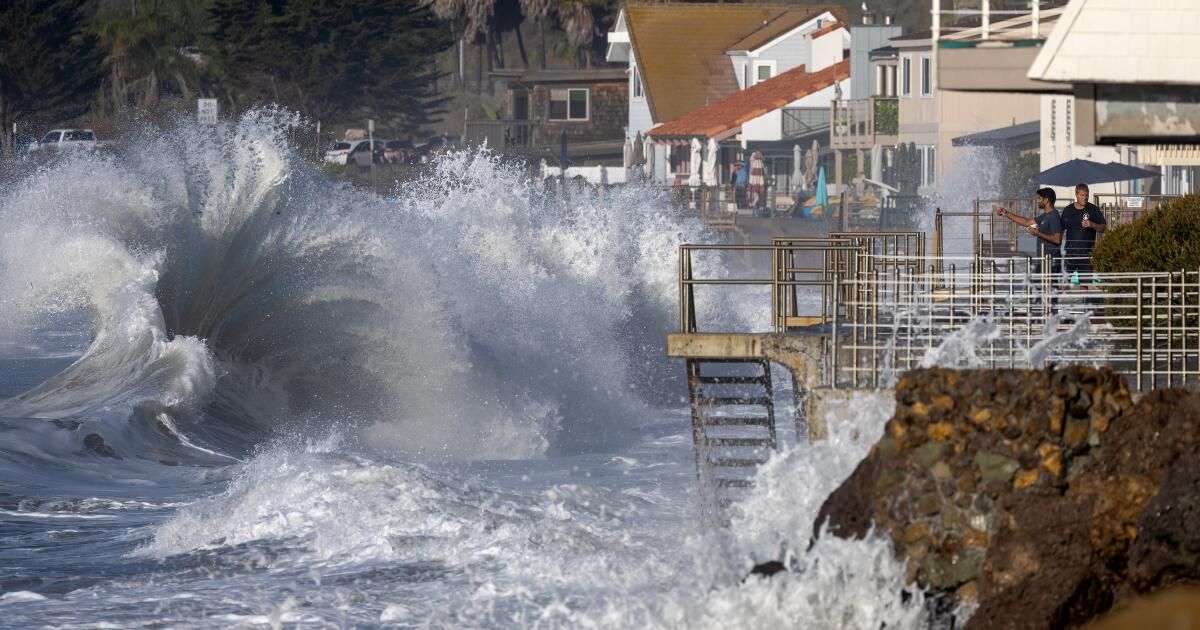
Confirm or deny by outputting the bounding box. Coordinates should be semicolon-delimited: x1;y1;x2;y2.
685;358;778;517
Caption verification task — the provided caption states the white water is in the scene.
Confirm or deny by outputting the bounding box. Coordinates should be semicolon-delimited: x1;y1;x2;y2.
0;112;920;627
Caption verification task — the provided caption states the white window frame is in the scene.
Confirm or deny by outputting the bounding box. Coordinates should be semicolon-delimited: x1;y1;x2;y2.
632;64;644;101
901;55;912;97
921;145;936;187
753;60;777;85
549;88;590;122
920;54;932;97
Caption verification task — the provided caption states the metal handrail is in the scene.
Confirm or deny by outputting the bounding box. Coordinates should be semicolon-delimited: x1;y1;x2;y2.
677;236;1200;391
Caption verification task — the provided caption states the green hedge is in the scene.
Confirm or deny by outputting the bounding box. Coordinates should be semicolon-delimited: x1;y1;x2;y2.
1092;194;1200;273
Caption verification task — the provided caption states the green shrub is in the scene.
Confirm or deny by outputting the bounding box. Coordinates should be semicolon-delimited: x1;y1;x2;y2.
1093;194;1200;273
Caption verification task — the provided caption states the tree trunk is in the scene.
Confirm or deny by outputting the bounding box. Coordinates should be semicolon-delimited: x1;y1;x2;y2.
476;40;483;95
485;30;494;92
0;89;12;159
514;23;529;68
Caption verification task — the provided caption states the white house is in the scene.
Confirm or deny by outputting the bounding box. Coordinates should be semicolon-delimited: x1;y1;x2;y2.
606;3;849;183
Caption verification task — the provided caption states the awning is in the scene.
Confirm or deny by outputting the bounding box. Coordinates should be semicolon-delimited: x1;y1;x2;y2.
951;120;1040;150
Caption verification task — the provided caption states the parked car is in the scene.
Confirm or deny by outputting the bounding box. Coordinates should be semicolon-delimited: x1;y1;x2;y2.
381;139;414;164
31;128;100;152
413;135;456;163
323;139;389;166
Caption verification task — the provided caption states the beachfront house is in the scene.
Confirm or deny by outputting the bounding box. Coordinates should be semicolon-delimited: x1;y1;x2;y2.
606;3;849;185
1025;0;1200;196
463;67;629;166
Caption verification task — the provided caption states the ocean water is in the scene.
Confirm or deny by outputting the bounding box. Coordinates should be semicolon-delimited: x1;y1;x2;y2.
0;112;920;628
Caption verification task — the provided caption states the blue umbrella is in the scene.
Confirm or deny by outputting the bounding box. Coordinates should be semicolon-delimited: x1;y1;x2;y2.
1039;158;1159;186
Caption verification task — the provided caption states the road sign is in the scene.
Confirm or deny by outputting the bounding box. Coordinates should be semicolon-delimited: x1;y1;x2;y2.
197;98;218;125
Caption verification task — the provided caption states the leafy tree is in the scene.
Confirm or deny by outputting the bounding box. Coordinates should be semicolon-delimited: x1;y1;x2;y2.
209;0;453;133
92;0;219;118
0;0;104;156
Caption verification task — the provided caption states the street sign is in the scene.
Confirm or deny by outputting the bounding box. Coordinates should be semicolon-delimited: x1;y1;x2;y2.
197;98;218;125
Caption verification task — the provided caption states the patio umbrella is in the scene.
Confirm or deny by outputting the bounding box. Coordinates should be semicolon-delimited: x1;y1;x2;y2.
702;138;719;187
633;131;644;165
599;164;608;187
687;138;703;187
792;144;803;193
622;136;634;169
801;165;829;218
1039;158;1159;186
870;144;883;183
748;150;766;206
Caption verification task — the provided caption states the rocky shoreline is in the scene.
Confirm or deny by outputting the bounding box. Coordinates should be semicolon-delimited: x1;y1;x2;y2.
814;367;1200;628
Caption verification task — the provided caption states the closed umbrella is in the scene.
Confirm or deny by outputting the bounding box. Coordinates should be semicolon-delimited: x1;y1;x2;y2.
791;144;803;193
600;164;608;186
703;138;719;187
748;150;766;207
633;131;644;165
806;139;820;189
1039;158;1159;186
623;136;634;169
688;138;702;187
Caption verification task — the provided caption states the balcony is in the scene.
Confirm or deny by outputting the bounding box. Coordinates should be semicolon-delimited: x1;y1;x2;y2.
829;97;898;151
933;1;1070;92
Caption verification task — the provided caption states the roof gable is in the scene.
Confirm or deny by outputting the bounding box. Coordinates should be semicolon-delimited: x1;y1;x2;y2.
1028;0;1200;85
726;10;839;53
624;3;847;124
647;59;850;139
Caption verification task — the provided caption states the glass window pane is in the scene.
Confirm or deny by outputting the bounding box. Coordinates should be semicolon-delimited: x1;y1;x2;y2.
569;89;588;120
757;65;772;81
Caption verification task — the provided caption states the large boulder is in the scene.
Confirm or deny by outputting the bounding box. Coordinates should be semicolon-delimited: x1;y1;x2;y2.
815;367;1200;628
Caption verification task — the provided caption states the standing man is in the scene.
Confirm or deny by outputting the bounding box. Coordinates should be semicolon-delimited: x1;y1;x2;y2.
1059;183;1106;277
994;188;1063;274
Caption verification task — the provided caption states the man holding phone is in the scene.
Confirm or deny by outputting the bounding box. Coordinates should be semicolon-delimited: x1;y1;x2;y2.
994;187;1063;274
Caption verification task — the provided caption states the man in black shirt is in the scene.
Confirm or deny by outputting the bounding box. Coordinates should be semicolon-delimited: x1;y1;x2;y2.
995;188;1063;274
1059;182;1106;276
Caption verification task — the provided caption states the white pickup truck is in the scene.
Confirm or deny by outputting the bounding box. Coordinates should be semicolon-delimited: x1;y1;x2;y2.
32;129;103;152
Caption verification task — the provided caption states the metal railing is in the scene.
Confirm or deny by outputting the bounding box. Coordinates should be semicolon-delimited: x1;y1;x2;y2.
1093;193;1179;227
677;232;1200;391
463;119;534;150
830;98;899;150
932;0;1066;43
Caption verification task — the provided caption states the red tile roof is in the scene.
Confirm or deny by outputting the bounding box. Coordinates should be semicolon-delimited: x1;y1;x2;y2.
624;3;848;124
647;59;850;139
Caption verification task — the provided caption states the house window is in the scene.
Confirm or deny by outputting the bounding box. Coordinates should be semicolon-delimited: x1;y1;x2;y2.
901;56;912;97
632;65;643;100
920;55;932;97
755;62;775;83
549;88;589;121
